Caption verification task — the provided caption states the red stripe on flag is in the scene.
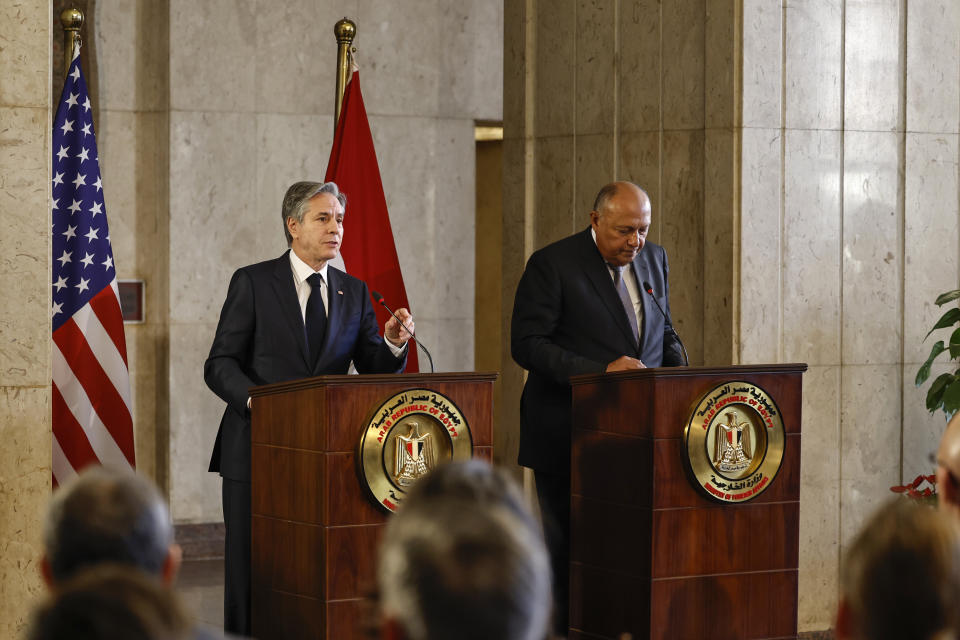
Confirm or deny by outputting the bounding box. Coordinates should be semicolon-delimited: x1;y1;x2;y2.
52;383;100;473
53;319;135;465
89;286;129;367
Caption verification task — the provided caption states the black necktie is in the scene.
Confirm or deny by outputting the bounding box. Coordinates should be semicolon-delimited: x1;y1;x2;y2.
304;273;327;366
609;263;640;348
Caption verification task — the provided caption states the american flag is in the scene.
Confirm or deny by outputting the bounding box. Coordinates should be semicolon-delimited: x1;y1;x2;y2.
51;46;135;486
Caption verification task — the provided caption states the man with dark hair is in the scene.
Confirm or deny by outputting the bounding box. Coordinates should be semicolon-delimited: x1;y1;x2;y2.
836;499;960;640
377;461;551;640
41;466;180;587
205;180;415;634
511;181;684;633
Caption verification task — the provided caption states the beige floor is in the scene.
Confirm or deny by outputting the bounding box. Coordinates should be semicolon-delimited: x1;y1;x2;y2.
175;558;225;630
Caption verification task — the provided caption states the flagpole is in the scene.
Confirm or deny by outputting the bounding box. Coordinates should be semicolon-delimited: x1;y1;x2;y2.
334;17;356;131
61;8;83;77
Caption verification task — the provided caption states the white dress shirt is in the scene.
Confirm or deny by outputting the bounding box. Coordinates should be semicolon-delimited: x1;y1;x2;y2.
591;228;644;340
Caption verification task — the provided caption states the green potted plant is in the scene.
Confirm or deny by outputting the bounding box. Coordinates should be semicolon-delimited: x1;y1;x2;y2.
916;288;960;420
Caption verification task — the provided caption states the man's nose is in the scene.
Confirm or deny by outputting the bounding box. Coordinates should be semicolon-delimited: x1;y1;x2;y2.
627;231;640;247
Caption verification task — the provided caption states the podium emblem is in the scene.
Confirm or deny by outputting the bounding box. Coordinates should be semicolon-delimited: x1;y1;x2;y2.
358;389;473;512
683;381;786;503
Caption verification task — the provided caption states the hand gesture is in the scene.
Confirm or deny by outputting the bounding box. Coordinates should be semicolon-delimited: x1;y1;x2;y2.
385;308;414;347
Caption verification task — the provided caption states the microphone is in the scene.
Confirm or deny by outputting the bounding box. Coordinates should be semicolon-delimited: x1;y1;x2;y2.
641;281;689;366
371;291;435;374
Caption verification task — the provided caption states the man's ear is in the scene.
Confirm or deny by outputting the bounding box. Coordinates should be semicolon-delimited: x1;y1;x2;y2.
162;543;183;585
381;616;408;640
589;210;600;228
286;216;299;240
40;555;55;589
835;597;854;640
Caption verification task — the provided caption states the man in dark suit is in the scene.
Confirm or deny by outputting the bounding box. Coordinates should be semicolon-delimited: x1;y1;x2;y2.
511;181;684;634
205;181;412;635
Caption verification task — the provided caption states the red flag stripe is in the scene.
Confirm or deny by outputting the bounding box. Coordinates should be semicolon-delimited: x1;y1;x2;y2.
52;382;100;474
72;298;132;411
51;333;135;467
88;284;129;367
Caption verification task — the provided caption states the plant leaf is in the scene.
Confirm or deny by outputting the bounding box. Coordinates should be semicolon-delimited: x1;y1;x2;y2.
942;378;960;416
949;328;960;359
926;373;954;412
916;340;946;385
925;308;960;341
936;289;960;306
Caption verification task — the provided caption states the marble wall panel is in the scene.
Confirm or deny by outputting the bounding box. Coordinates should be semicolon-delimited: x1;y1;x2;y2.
575;0;615;135
843;0;900;132
903;133;959;364
97;109;138;274
533;135;577;248
617;131;660;215
534;0;576;136
254;0;329;115
355;0;440;117
369;115;475;327
0;0;48;108
618;0;661;133
126;323;161;483
406;317;474;373
169;0;256;112
703;128;736;364
902;362;949;482
742;0;783;129
254;113;334;245
0;386;50;639
784;0;842;130
437;0;503;121
704;0;737;129
502;0;527;140
839;364;902;547
574;133;613;219
739;127;782;364
168;110;262;324
782;128;841;365
169;321;223;523
1;107;49;388
662;0;705;130
841;131;900;365
906;0;960;133
94;0;137;112
659;129;704;364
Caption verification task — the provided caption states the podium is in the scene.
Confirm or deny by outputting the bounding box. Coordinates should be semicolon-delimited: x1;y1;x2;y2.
248;372;496;640
569;364;805;640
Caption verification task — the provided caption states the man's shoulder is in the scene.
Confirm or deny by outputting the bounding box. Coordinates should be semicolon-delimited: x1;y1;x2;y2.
529;228;592;262
233;252;288;280
327;265;368;291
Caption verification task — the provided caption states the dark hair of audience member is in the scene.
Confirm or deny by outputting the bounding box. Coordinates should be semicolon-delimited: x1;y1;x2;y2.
43;466;173;583
27;565;191;640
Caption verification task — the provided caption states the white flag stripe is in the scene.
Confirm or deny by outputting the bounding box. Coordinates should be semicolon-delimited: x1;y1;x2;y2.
72;299;132;412
51;436;78;486
52;342;132;469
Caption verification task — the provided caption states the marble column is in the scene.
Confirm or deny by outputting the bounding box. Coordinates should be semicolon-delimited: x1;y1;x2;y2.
0;1;53;637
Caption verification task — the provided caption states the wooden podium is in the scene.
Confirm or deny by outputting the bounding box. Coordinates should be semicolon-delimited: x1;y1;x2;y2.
247;372;496;640
569;364;805;640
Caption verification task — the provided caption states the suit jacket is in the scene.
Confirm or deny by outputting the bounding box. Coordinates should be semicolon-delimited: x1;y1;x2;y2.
510;227;684;474
205;251;406;481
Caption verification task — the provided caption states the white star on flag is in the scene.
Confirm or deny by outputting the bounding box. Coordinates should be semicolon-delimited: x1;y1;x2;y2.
71;173;86;188
81;123;91;136
84;227;99;242
82;96;91;111
70;66;80;80
75;277;90;293
52;197;59;212
80;253;95;268
52;301;63;317
60;119;74;135
56;146;69;161
53;276;68;292
68;200;82;214
66;92;79;107
102;255;113;270
90;201;103;217
93;176;102;192
78;147;90;162
56;250;72;266
53;172;64;186
63;225;77;241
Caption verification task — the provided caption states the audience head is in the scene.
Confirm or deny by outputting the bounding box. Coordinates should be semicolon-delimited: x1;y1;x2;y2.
836;498;960;640
42;466;180;587
377;460;551;640
28;565;191;640
937;412;960;517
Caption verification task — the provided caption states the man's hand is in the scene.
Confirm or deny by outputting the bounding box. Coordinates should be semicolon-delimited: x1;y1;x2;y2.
384;308;414;347
605;355;645;372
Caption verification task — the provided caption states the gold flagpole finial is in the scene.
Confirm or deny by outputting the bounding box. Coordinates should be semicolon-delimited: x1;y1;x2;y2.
61;8;84;77
334;17;357;130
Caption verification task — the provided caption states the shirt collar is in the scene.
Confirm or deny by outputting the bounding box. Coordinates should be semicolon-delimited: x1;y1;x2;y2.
289;249;329;285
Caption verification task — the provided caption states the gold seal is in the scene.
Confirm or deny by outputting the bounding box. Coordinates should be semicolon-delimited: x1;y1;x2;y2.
358;389;473;512
683;381;786;503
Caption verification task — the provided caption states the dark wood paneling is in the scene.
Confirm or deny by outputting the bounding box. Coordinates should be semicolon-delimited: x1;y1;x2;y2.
251;590;324;640
251;516;324;599
570;562;651;639
327;599;373;639
325;524;385;600
252;387;327;450
326;452;388;526
252;445;325;523
651;502;799;578
649;570;798;640
571;430;653;508
571;496;651;577
652;434;802;509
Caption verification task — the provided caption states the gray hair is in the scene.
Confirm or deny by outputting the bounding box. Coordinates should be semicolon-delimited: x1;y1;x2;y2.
592;181;649;216
281;181;347;246
377;462;551;640
43;467;173;583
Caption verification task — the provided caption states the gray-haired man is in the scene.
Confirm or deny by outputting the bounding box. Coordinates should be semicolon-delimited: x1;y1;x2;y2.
205;181;413;634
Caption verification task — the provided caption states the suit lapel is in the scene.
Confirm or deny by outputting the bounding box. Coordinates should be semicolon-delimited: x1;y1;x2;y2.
271;252;310;368
577;229;640;353
314;267;343;373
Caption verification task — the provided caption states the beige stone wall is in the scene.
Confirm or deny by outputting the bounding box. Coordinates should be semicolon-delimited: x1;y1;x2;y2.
741;0;960;631
0;0;52;636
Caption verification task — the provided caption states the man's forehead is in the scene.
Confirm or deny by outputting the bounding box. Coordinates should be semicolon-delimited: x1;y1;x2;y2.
308;192;344;213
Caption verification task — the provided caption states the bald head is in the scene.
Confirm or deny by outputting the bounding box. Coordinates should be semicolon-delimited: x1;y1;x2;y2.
590;182;652;267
